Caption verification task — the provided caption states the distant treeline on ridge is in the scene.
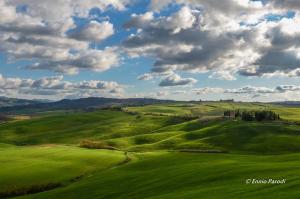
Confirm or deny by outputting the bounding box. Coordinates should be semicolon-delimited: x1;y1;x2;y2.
224;109;280;121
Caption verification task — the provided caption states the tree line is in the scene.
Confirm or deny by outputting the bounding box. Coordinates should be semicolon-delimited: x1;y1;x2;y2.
224;109;280;121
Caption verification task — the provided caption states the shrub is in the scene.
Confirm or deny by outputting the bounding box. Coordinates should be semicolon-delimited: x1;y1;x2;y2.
79;140;116;150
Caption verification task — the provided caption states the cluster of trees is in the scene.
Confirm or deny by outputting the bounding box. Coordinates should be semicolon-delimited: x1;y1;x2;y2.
224;109;280;121
223;110;241;118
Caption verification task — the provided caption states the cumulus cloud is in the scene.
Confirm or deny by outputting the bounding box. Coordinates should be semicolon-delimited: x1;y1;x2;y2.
164;6;196;34
0;0;127;74
123;4;245;77
225;85;300;98
225;86;275;95
0;74;124;99
69;21;114;42
137;71;174;81
123;0;300;80
270;0;300;11
275;85;300;92
172;90;186;94
2;0;300;101
193;87;224;95
124;12;154;29
137;73;154;81
159;74;197;87
156;91;168;97
27;48;119;75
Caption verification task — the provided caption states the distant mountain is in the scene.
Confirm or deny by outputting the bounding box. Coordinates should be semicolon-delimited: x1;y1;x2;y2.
271;101;300;106
0;97;176;114
0;96;41;108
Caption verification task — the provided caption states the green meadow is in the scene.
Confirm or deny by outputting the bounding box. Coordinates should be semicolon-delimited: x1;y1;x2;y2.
17;152;300;199
1;102;300;198
0;144;125;197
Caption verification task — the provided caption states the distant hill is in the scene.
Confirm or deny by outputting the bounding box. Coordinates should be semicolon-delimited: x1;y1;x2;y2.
0;97;176;114
271;101;300;106
0;97;41;108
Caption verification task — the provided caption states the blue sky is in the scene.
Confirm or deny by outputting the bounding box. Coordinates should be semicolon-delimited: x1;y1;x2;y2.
0;0;300;101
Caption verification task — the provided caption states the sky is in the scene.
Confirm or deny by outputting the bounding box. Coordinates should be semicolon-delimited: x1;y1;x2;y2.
0;0;300;102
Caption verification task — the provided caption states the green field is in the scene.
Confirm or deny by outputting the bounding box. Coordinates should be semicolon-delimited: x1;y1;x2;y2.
17;152;300;199
0;144;125;197
1;102;300;198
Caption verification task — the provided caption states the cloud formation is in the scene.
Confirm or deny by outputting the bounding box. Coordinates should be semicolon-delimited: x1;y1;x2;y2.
27;48;119;75
69;21;114;42
123;0;300;79
193;87;224;95
159;74;197;87
0;74;124;99
0;0;127;74
1;0;300;101
225;85;300;98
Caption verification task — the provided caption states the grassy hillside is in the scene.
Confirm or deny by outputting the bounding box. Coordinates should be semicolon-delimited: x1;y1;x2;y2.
0;110;173;145
18;152;300;199
1;106;300;154
0;144;125;197
126;102;300;121
1;102;300;198
108;120;300;154
271;107;300;121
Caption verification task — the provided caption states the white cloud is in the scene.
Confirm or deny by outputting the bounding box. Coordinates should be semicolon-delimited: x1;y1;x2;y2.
69;21;114;42
149;0;173;12
124;12;154;29
123;0;300;80
193;87;224;95
159;74;197;87
172;90;186;94
225;86;275;95
0;0;126;74
137;73;154;81
0;74;125;99
156;91;168;97
275;85;300;92
164;6;196;34
27;48;120;75
225;85;300;99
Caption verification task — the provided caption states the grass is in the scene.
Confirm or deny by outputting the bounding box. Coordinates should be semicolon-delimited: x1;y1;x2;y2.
125;104;193;115
1;102;300;198
271;107;300;121
17;152;300;199
106;120;300;154
126;102;300;122
0;110;172;145
1;105;300;153
0;144;125;197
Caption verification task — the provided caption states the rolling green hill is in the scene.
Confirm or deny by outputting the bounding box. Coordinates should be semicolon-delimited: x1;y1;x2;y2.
18;152;300;199
0;144;125;198
1;107;300;154
108;120;300;154
0;110;173;145
1;102;300;198
126;102;300;122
